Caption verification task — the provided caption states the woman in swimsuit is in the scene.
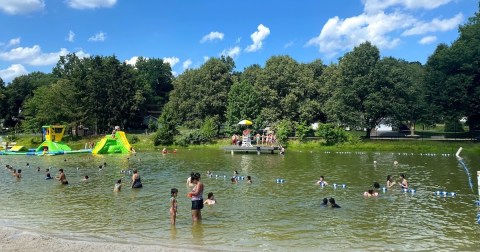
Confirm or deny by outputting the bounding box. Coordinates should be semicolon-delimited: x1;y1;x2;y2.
189;172;204;222
399;174;408;189
131;169;143;188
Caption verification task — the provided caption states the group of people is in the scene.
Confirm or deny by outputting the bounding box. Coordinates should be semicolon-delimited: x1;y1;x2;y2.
230;132;278;146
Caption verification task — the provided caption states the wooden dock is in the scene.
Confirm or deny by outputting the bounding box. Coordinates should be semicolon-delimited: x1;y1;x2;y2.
222;145;281;154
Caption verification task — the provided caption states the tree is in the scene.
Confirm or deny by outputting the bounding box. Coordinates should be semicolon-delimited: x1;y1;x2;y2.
22;79;79;131
164;56;235;128
225;80;260;133
324;42;387;138
425;6;480;130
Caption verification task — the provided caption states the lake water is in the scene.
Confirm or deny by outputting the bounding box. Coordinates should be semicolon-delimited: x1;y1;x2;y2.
1;149;479;251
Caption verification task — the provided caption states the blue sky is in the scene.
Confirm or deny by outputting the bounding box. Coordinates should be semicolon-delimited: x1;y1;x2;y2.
0;0;477;83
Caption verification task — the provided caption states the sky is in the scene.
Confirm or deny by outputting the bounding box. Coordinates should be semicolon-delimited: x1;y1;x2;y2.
0;0;477;83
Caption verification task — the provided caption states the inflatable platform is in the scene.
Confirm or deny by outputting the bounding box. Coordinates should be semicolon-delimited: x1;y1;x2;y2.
92;130;132;154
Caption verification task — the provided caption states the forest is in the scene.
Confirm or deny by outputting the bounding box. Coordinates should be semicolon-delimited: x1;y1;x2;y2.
0;8;479;146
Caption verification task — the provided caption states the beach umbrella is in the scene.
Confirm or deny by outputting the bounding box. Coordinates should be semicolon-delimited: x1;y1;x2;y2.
237;120;253;126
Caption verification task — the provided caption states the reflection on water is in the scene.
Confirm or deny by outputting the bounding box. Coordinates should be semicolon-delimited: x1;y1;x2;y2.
0;149;479;250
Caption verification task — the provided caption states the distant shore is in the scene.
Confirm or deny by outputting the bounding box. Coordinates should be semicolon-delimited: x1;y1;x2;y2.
0;226;193;252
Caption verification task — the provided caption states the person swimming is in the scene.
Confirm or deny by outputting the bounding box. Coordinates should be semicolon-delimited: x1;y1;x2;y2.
329;198;341;208
246;175;252;184
45;172;53;180
131;169;142;188
316;176;328;186
321;198;328;207
114;179;122;192
399;174;408;189
386;175;396;188
364;189;379;197
204;192;216;205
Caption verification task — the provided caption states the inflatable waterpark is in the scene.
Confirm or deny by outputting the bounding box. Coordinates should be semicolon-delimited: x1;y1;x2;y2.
0;125;133;156
92;127;133;154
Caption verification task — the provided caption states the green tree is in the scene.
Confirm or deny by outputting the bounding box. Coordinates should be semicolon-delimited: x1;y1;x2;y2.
225;80;260;133
324;42;387;138
164;56;235;128
22;79;79;131
153;107;178;146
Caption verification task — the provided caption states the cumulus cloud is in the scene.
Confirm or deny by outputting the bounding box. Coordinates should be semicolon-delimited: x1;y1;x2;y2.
245;24;270;52
220;46;241;58
88;32;106;42
163;57;180;68
0;45;84;66
363;0;454;13
419;35;437;45
0;64;28;82
203;56;210;62
307;0;463;58
0;0;45;15
200;31;224;43
66;30;75;42
125;56;139;66
7;37;21;47
284;40;295;49
402;13;463;36
66;0;117;10
182;59;192;70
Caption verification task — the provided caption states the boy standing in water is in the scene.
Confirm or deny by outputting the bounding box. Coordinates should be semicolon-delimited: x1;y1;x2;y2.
170;188;178;225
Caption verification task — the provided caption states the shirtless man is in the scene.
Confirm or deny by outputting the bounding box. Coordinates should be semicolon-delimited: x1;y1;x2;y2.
56;169;68;185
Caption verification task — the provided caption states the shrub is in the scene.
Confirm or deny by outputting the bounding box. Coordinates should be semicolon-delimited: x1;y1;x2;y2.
315;123;349;146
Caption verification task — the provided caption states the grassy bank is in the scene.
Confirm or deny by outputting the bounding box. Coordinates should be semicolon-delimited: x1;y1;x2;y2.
5;134;479;155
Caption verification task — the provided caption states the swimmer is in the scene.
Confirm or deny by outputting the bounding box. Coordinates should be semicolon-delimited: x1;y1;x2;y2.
162;147;168;154
386;175;396;188
15;169;22;179
45;173;53;180
204;192;216;205
131;169;142;188
321;198;328;207
231;177;237;184
187;172;195;187
316;176;328;186
364;189;378;197
114;179;122;192
56;169;68;185
12;169;17;177
83;175;89;181
207;170;212;177
246;175;252;184
373;182;380;190
280;147;285;155
329;198;341;208
399;174;408;189
37;167;41;172
170;188;178;225
394;160;399;166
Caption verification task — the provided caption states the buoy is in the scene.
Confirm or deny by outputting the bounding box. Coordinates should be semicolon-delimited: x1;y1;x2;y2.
342;184;347;188
276;179;285;183
402;189;408;193
382;187;387;192
409;189;416;193
333;183;337;189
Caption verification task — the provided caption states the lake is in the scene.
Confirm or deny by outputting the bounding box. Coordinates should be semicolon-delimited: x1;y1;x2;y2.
1;148;479;251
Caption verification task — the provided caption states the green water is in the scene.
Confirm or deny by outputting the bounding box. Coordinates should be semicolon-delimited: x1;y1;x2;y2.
1;149;479;251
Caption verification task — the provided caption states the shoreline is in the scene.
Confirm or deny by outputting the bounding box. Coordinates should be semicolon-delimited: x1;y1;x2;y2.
0;226;196;252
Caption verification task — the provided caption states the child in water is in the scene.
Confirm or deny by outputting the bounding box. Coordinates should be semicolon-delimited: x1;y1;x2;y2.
246;175;252;184
170;188;178;225
364;189;379;197
114;179;122;192
316;176;328;186
204;192;216;205
329;198;341;208
399;174;408;189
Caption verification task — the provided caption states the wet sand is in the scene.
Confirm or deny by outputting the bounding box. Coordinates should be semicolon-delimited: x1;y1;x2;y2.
0;227;195;252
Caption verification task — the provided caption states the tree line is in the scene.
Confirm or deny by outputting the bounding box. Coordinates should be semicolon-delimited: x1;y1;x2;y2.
0;7;479;144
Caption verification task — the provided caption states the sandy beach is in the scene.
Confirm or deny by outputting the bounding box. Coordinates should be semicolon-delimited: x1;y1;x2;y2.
0;227;195;252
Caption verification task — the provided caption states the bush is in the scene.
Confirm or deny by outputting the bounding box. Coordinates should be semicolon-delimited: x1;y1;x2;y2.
315;123;349;146
295;121;310;143
444;120;465;133
274;120;294;146
127;135;140;144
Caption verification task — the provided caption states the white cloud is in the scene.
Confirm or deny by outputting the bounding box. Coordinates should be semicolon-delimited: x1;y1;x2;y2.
7;37;21;47
307;0;463;58
235;37;242;44
66;30;75;42
125;56;139;66
0;45;83;66
0;0;45;15
182;59;192;70
0;64;28;82
200;31;224;43
88;32;106;42
74;50;90;59
220;46;241;58
245;24;270;52
163;57;180;68
402;13;463;36
419;35;437;45
66;0;117;10
203;56;210;62
307;12;409;57
363;0;454;13
284;40;295;49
